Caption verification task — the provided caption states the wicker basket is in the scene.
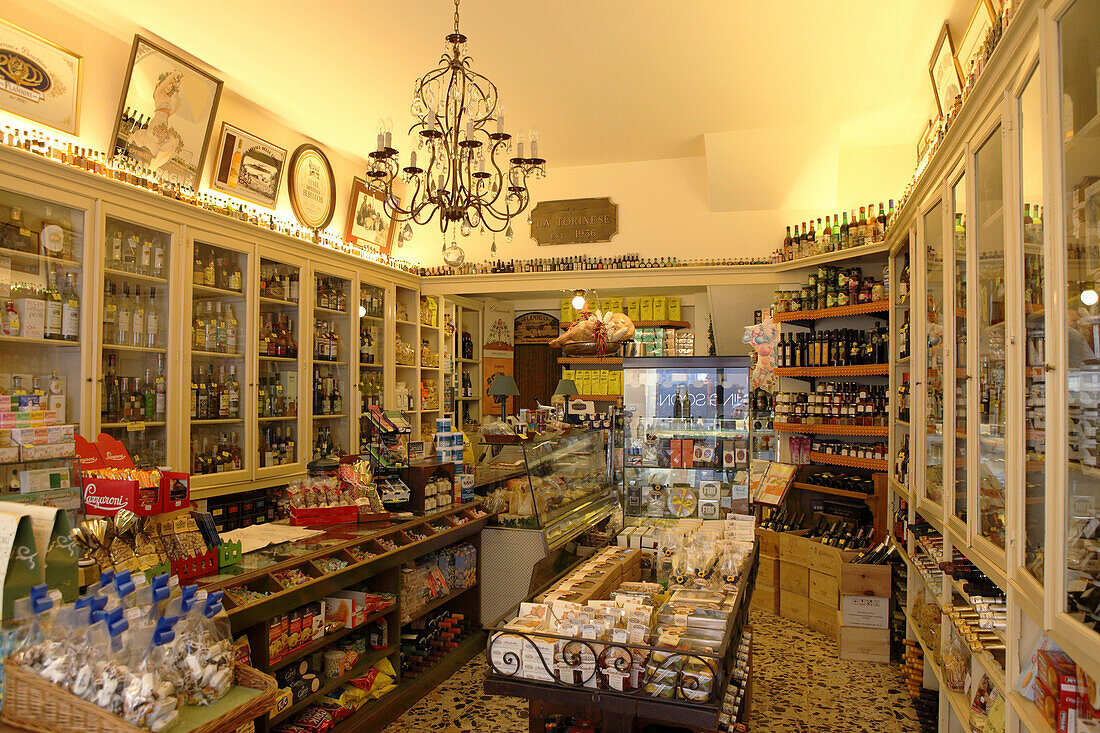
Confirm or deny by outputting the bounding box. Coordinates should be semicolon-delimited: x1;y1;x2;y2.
1;661;276;733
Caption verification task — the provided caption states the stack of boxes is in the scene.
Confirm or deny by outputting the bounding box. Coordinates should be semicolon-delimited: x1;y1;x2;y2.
752;526;782;614
534;546;643;605
837;562;891;662
561;368;621;397
2;372;76;494
433;418;471;502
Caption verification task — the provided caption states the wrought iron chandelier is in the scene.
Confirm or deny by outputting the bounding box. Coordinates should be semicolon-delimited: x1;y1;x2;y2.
367;0;547;265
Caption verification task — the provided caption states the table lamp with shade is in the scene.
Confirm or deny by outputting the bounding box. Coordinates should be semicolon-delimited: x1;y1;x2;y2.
488;374;520;420
554;378;578;421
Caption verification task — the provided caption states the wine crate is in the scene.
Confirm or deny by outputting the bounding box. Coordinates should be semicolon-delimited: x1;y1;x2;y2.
839;626;891;663
755;528;782;557
808;600;840;638
753;583;780;614
778;530;813;567
840;563;892;598
809;570;839;606
780;563;809;595
780;589;809;625
806;540;861;575
758;554;780;587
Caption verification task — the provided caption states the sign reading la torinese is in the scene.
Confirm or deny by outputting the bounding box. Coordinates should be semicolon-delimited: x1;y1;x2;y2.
531;197;618;245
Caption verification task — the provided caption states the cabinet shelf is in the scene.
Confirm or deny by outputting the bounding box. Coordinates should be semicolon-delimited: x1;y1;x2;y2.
401;584;476;628
772;300;890;323
269;646;396;726
313;360;347;366
259;355;297;363
456;358;479;364
191;417;244;425
312;413;348;420
807;451;887;471
359;362;383;368
396;319;418;327
575;394;623;402
192;283;244;298
314;304;349;316
791;481;876;500
102;343;166;354
774;422;888;437
258;296;299;307
191;349;243;359
101;421;166;429
888;476;910;502
258;416;296;423
102;267;168;285
360;314;384;323
558;356;623;365
0;246;80;269
774;363;888;377
0;334;79;347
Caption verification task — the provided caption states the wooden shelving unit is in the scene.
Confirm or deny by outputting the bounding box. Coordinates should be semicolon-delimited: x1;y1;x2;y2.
774;422;888;437
774;363;889;377
772;300;890;323
807;451;888;471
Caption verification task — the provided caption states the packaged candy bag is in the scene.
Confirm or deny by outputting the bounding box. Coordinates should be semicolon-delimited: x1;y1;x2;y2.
168;591;234;705
123;616;180;731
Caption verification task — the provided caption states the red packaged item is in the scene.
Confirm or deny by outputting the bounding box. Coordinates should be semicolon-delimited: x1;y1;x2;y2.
1079;663;1100;721
293;707;336;732
1036;650;1079;732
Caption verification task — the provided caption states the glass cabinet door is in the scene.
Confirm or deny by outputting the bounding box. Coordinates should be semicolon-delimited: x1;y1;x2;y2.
1058;0;1100;641
188;240;248;481
924;201;946;508
257;256;302;472
974;126;1007;550
358;282;386;455
892;236;912;492
100;216;172;467
0;188;84;497
952;174;969;525
1019;66;1046;582
312;270;351;459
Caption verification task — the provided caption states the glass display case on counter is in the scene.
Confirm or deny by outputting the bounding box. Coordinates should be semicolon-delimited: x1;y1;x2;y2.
620;356;753;520
472;427;618;623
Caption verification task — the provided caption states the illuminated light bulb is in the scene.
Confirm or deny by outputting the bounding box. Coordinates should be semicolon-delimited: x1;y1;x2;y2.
358;305;367;318
1082;289;1099;306
571;291;586;311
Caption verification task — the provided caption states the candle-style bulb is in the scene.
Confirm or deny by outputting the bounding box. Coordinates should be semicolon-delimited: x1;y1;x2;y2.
530;129;539;158
410;150;417;169
517;132;526;159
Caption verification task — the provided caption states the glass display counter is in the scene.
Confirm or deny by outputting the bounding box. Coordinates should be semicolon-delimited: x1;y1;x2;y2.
471;427;618;623
620;356;753;520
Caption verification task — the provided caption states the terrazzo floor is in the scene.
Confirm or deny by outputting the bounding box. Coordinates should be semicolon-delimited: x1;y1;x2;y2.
383;608;922;732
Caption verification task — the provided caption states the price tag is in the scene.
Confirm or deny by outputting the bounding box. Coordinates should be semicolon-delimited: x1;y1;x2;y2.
126;421;146;433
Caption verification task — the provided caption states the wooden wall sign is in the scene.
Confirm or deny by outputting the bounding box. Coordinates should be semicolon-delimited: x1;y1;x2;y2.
514;312;560;344
530;197;618;245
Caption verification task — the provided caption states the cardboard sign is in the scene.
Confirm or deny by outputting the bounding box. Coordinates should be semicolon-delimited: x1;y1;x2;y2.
841;595;890;629
0;513;41;619
74;434;105;470
0;501;78;601
754;462;797;506
95;433;134;469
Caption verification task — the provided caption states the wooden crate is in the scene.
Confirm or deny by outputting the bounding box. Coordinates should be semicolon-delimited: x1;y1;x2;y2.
839;626;891;663
756;527;782;557
807;540;860;575
779;530;813;567
780;589;809;625
809;570;839;606
808;600;840;638
758;554;780;587
753;583;781;614
840;563;892;598
780;562;809;595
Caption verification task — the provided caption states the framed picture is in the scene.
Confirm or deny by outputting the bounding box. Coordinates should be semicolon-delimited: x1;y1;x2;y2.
955;0;996;83
344;177;396;255
929;23;963;117
287;144;336;230
110;35;222;188
0;19;82;135
210;123;286;209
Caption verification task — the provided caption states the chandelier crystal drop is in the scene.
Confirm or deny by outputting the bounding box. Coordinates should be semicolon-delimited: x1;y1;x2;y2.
366;0;547;239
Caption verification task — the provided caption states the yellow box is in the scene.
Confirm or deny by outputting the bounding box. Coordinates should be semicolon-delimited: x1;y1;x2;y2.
594;371;609;396
626;298;640;321
577;370;592;396
600;298;613;314
561;369;576;383
609;371;622;395
653;296;667;321
561;298;573;323
668;297;682;321
640;297;653;322
612;297;623;313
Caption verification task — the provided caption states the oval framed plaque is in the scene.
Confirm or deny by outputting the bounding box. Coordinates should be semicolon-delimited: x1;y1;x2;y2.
287;143;336;230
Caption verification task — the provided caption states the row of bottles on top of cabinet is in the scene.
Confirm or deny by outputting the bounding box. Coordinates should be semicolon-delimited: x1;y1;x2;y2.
192;246;243;293
259;264;300;302
189;365;241;420
192;301;239;354
102;354;166;423
776;325;889;368
5;269;80;341
316;277;348;312
191;432;242;475
103;282;159;347
106;226;165;278
780;201;893;261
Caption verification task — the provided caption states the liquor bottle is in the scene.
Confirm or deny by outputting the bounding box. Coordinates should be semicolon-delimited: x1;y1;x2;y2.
155;354;166;422
102;282;118;345
193;246;205;287
44;269;62;340
227;365;240;419
331;382;342;414
107;226;123;270
196;367;209;419
192;300;206;351
190;368;198;419
229;431;242;470
672;387;683;418
104;354;120;423
58;272;79;342
131;285;145;348
217;365;229;418
139;233;152;276
204;301;217;352
225;304;238;354
204;248;216;287
151;236;165;280
142;368;155;420
876;203;887;242
839;211;849;248
286;318;298;357
145;288;159;348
